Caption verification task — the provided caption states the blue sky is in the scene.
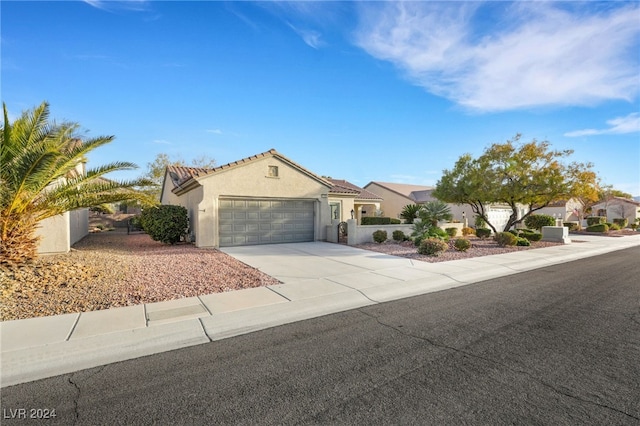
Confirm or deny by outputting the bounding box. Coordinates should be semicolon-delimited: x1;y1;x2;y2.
2;1;640;196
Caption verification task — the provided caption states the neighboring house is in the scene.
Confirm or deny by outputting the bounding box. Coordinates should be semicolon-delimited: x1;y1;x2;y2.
591;197;640;225
35;159;89;254
327;179;382;223
161;149;333;248
363;182;436;219
533;198;582;223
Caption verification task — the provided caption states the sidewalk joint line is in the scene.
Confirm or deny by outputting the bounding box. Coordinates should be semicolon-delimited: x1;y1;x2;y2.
65;313;81;341
197;296;214;316
266;286;292;301
198;318;213;343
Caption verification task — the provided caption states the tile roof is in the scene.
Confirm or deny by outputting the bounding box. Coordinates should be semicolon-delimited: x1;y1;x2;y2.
166;149;332;191
328;179;383;200
366;181;435;202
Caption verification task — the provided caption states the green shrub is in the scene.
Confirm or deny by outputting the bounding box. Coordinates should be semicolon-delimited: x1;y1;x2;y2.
413;234;424;247
362;217;390;225
516;237;531;246
390;218;401;224
476;228;491;239
612;218;628;228
563;222;578;231
474;216;486;228
140;205;189;244
453;238;471;252
372;230;387;243
508;229;519;236
586;223;609;233
494;232;517;247
445;227;458;237
609;223;621;231
425;227;449;241
392;230;406;242
586;216;606;226
523;232;542;242
418;238;449;256
461;227;475;236
524;214;556;230
400;204;422;224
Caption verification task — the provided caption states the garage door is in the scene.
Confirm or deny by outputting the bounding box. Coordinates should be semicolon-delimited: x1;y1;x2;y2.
219;198;315;247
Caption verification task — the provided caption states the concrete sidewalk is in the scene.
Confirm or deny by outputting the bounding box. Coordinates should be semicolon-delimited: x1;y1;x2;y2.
2;234;639;387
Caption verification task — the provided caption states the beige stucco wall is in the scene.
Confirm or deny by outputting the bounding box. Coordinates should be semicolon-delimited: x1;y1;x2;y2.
363;183;413;220
592;200;640;224
165;156;332;247
36;213;71;254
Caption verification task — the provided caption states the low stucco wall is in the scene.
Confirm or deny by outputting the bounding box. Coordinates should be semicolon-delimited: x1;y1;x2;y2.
346;220;414;245
36;213;71;254
70;208;89;245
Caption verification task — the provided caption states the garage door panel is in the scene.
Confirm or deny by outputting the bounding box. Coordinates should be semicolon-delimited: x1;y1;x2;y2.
219;198;314;247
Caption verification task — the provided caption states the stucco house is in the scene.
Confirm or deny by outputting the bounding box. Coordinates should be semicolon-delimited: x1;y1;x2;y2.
533;198;582;223
35;158;89;254
161;149;337;248
362;182;436;219
592;197;640;225
327;179;382;223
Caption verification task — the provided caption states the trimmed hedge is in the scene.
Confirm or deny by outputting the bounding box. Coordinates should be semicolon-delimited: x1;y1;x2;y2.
524;214;556;230
516;237;531;246
563;222;578;231
461;227;475;236
392;230;406;241
494;232;517;247
587;223;609;233
372;230;387;243
476;228;491;239
418;238;448;256
453;238;471;252
445;227;458;237
523;232;542;242
612;218;628;228
361;217;401;225
587;216;606;226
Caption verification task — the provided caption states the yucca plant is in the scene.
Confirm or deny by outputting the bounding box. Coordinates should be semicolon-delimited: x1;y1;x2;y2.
418;200;453;227
400;204;422;224
1;101;154;265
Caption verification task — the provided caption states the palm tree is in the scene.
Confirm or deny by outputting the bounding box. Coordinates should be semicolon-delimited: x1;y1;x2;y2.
400;204;422;224
1;102;154;264
418;200;453;227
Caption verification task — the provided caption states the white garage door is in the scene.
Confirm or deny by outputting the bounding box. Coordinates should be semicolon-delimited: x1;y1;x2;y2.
219;198;315;247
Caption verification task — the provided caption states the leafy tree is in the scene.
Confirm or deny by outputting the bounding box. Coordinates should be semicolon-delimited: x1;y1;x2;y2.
141;152;216;201
433;135;597;233
0;102;153;264
400;204;422;224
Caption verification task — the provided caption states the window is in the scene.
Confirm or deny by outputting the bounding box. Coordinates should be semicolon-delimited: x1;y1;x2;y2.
268;166;279;178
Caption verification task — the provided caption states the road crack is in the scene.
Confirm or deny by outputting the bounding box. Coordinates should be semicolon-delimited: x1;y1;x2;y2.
358;308;640;422
67;375;80;425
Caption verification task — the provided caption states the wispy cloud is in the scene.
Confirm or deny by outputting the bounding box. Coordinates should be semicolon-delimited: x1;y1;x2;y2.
153;139;172;145
206;129;223;135
83;0;152;13
564;113;640;137
287;23;324;49
355;2;640;112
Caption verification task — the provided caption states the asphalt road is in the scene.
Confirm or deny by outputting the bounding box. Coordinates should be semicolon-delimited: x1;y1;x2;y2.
2;246;639;425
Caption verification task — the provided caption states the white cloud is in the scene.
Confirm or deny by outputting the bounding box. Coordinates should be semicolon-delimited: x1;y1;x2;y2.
288;23;324;49
564;112;640;137
153;139;171;145
206;129;223;135
355;2;640;112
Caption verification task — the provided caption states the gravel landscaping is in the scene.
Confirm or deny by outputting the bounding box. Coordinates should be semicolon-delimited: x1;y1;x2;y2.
2;228;635;321
1;229;280;321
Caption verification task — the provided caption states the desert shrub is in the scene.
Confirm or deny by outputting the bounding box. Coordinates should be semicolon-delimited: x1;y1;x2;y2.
418;238;449;256
453;238;471;252
362;217;389;225
609;223;621;231
516;237;531;246
612;218;628;228
586;223;609;233
494;232;517;247
392;230;406;242
474;216;486;228
476;228;491;239
461;227;475;236
445;227;458;237
425;227;450;241
140;205;189;244
508;229;519;236
372;230;388;243
586;216;606;226
413;234;424;247
563;222;578;231
523;232;542;242
524;214;556;230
